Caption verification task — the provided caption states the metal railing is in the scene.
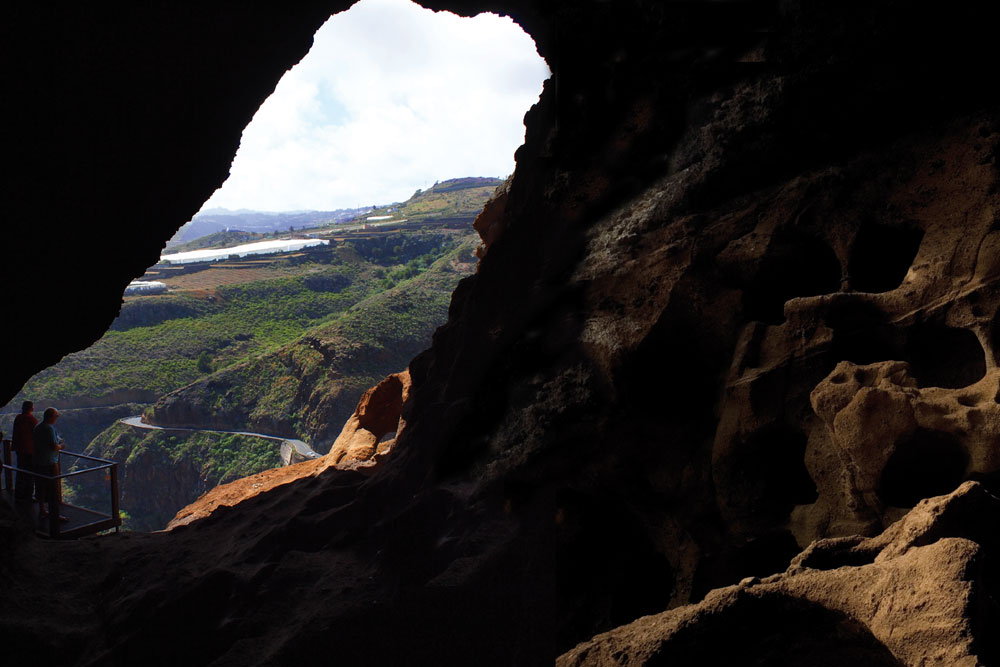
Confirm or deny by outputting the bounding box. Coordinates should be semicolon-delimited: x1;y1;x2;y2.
1;438;121;539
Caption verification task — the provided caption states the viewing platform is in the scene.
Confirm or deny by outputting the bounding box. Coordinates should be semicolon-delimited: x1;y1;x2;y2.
1;439;121;539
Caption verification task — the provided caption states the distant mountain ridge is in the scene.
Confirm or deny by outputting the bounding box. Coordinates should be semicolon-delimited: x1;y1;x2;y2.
168;208;365;245
171;176;504;246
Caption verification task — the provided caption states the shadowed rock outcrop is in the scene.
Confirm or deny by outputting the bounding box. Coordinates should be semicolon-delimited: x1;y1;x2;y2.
559;482;1000;667
2;1;1000;666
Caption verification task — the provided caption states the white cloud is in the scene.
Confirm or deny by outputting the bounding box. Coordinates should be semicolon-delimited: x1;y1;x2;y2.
201;0;550;212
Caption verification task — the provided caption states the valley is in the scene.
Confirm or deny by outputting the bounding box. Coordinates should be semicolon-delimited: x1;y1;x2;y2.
1;177;495;530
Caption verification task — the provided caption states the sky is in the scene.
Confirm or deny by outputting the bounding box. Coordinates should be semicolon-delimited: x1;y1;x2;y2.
199;0;550;213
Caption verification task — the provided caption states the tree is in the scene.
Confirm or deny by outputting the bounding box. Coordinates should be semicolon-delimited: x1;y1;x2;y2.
197;351;213;374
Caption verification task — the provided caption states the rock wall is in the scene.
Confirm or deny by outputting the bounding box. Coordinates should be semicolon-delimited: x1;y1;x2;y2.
1;2;999;666
559;481;1000;667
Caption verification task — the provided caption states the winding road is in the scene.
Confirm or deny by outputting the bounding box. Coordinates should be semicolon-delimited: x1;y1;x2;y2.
120;416;321;465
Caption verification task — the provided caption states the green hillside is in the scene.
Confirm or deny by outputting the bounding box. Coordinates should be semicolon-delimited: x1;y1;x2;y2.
72;238;477;531
310;176;503;232
73;423;282;531
14;232;467;407
393;177;503;219
6;179;493;531
145;238;478;446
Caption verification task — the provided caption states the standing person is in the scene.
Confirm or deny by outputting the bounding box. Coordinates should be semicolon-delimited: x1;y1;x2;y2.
11;400;38;501
33;407;65;520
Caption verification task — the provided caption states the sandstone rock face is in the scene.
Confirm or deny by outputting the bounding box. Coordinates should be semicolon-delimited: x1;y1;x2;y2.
166;456;327;530
326;370;410;465
168;370;411;528
558;482;1000;667
2;2;1000;666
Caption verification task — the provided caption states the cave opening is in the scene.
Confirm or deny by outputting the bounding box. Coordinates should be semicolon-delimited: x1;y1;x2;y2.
878;429;969;508
847;222;924;293
827;302;986;389
1;0;550;535
742;232;842;325
827;300;903;364
904;323;986;389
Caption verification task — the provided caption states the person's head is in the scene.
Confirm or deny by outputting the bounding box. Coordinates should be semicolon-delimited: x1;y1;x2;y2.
21;400;33;414
43;407;59;424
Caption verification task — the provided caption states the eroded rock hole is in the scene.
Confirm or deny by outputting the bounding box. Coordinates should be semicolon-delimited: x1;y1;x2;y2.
848;223;924;292
878;429;969;507
828;300;903;364
742;233;841;325
828;303;985;389
904;324;986;389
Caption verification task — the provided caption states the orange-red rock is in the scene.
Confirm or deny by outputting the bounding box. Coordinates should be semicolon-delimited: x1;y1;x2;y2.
325;369;411;466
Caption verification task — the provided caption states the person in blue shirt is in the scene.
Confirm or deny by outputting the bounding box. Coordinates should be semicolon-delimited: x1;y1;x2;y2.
32;407;65;520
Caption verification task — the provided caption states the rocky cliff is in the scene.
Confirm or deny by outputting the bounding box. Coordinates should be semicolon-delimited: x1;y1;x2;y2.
1;2;999;666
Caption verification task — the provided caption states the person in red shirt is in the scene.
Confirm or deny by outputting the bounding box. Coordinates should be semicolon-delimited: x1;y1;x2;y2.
12;400;38;501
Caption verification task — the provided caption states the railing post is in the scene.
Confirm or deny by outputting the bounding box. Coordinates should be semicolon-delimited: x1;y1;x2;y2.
2;438;12;492
49;469;61;538
110;463;121;532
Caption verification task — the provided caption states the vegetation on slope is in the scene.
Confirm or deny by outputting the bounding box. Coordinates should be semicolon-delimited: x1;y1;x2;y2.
312;177;502;231
68;237;475;530
10;180;493;530
390;177;503;220
14;233;463;407
146;238;478;448
74;422;282;531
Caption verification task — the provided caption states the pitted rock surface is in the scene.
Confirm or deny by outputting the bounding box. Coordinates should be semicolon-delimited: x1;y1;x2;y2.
559;482;1000;667
326;369;411;465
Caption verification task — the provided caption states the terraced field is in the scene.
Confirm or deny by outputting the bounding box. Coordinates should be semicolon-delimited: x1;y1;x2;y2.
158;265;296;292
